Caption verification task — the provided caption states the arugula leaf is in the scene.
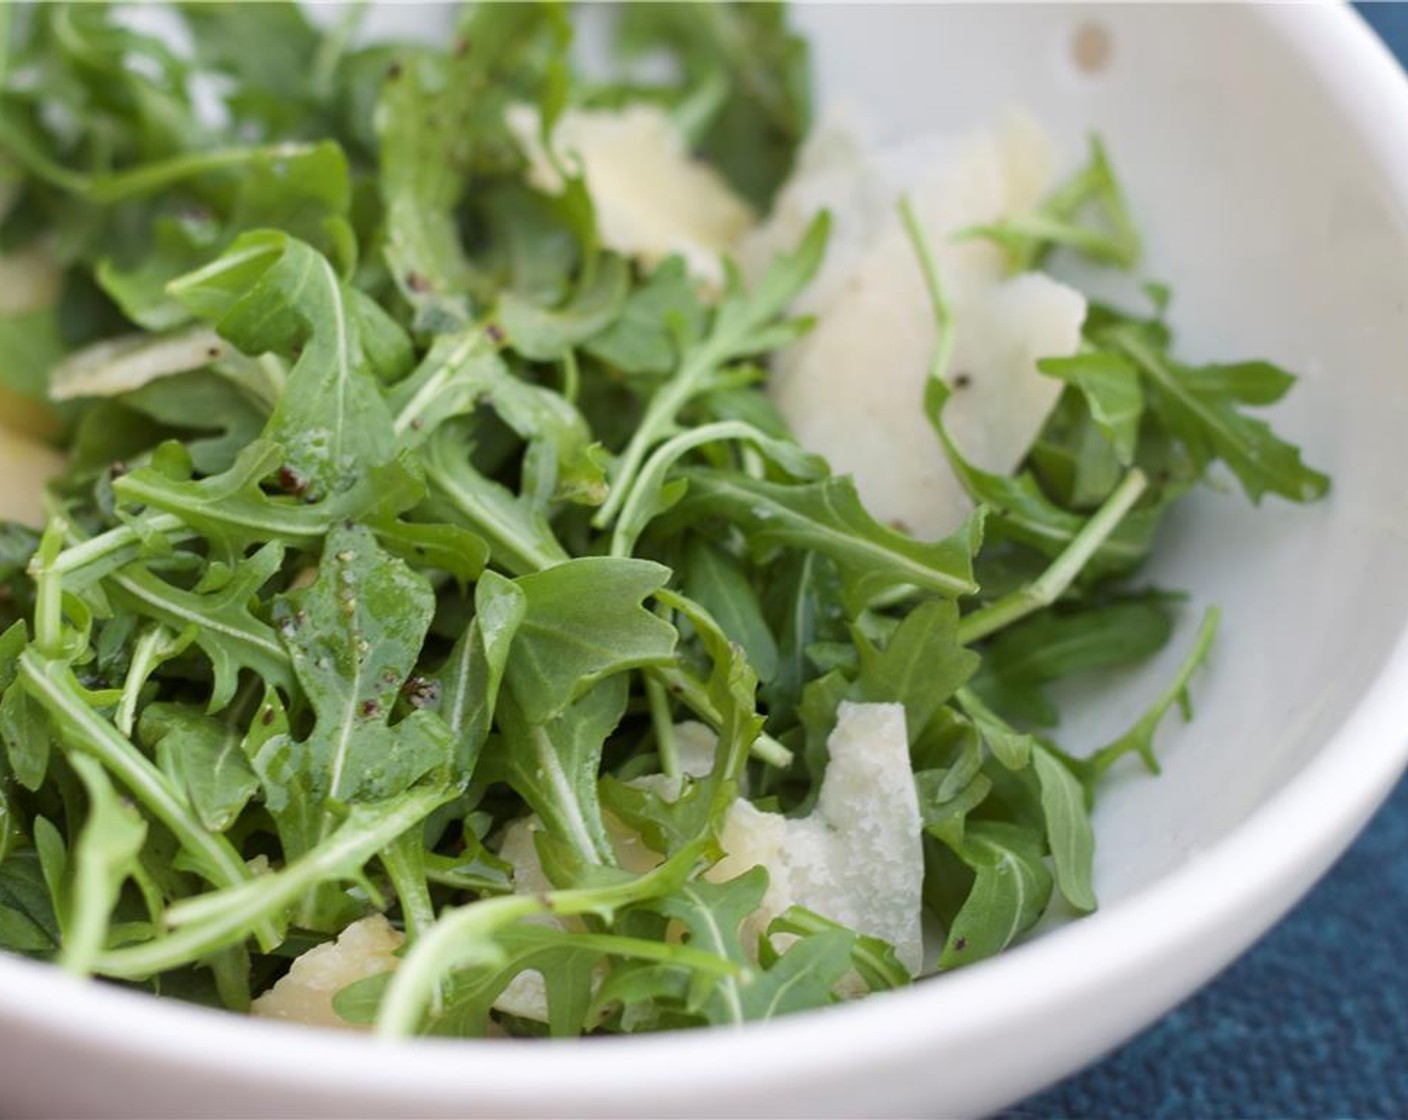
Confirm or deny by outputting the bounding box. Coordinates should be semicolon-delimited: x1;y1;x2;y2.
969;599;1174;727
1110;326;1329;504
376;5;572;330
1082;606;1221;789
496;254;631;362
1038;352;1144;466
172;233;402;498
0;849;62;955
490;679;628;870
594;212;829;531
271;524;453;806
668;469;980;611
936;822;1053;967
681;538;778;685
962;135;1139;272
140;704;260;834
584;257;705;376
928;379;1157;578
1032;746;1096;912
60;754;148;974
432;571;526;778
616;3;812;210
420;424;570;577
853;600;979;739
503;558;677;725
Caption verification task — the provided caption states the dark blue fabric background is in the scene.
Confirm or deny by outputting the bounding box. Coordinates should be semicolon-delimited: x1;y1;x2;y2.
1004;9;1408;1117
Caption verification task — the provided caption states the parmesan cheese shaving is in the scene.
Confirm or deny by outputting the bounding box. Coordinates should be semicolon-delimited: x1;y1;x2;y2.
251;914;404;1031
707;701;924;975
507;103;754;288
0;425;66;528
751;111;1087;539
48;326;226;402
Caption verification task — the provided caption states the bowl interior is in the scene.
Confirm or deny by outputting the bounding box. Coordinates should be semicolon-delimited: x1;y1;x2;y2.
793;1;1408;899
4;5;1408;1119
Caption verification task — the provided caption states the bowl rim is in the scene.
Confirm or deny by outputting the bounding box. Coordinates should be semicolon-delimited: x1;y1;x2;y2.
3;3;1408;1115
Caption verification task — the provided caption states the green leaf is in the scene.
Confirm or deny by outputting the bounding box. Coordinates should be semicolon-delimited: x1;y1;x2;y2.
852;599;979;738
497;254;630;362
1038;351;1144;465
105;541;292;712
767;906;910;993
1084;607;1220;789
962;135;1139;272
955;688;1035;771
594;213;829;532
915;755;992;849
139;704;261;834
420;425;570;577
0;849;62;955
609;419;827;558
391;331;606;509
61;753;148;974
651;870;766;1024
927;379;1157;577
969;599;1174;727
376;6;572;328
1032;745;1096;911
504;558;677;725
432;571;527;779
652;870;854;1023
669;469;980;611
681;538;778;684
758;552;846;732
938;821;1053;968
1110;327;1329;504
172;233;400;497
584;256;705;376
617;3;811;210
0;674;50;792
96;142;354;332
491;679;628;869
113;440;428;566
121;370;270;476
271;524;453;805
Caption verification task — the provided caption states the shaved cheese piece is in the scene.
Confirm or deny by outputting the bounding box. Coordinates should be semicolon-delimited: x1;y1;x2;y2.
48;326;226;402
0;426;66;528
493;817;564;1022
708;701;925;975
753;112;1087;539
507;103;754;288
0;244;61;318
251;914;403;1031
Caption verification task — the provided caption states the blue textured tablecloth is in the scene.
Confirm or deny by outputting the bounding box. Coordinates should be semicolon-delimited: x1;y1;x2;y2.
1005;10;1408;1117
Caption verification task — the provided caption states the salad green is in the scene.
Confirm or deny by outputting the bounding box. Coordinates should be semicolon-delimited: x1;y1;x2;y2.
0;1;1326;1039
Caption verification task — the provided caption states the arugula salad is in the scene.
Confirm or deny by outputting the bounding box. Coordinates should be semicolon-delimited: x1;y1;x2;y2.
0;2;1327;1038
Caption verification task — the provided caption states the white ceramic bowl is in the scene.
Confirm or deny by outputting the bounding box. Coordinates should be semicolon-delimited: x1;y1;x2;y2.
4;4;1408;1117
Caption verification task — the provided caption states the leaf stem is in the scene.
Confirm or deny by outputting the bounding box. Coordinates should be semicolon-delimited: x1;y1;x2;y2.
899;194;956;385
595;345;715;529
51;514;191;584
647;664;792;769
958;468;1149;645
97;787;451;978
375;843;703;1036
17;650;279;949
